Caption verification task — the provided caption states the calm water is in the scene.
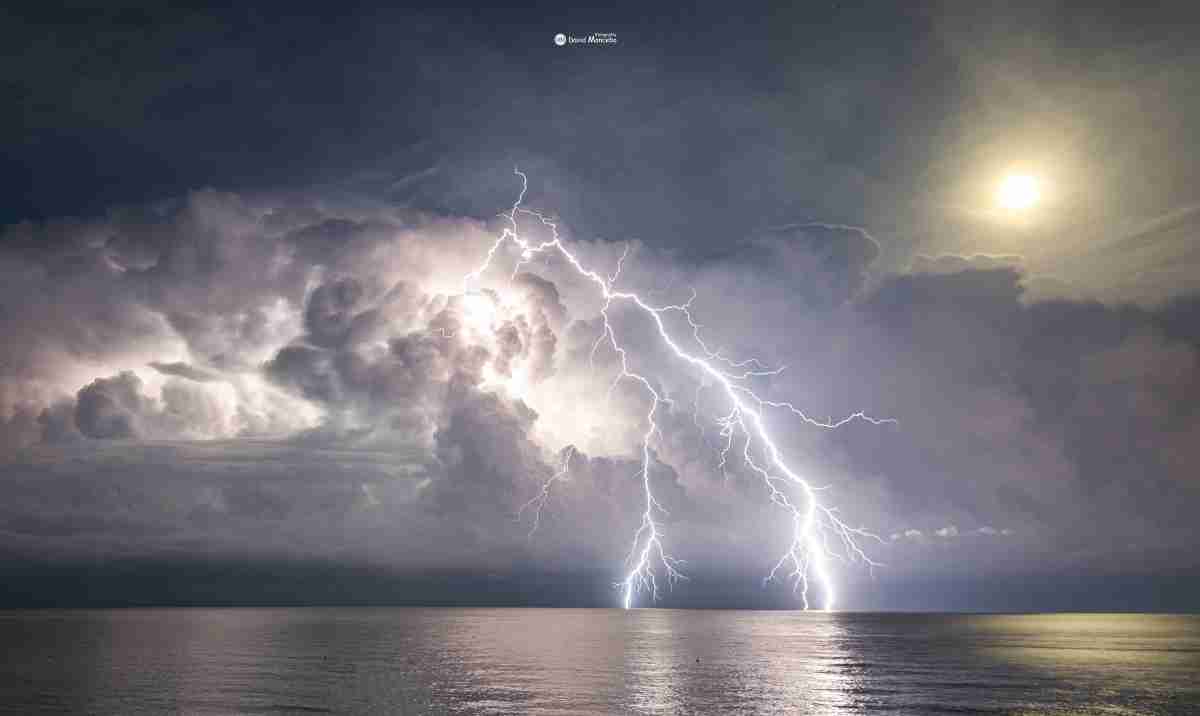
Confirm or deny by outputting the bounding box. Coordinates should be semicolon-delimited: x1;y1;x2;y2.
0;609;1197;714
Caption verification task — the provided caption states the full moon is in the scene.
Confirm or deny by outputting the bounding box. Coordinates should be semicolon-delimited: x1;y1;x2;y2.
997;173;1041;210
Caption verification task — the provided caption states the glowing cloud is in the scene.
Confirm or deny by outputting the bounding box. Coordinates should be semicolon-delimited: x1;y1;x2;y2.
464;170;894;610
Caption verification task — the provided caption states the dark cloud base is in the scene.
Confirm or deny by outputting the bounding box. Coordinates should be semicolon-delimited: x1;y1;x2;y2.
3;557;1197;613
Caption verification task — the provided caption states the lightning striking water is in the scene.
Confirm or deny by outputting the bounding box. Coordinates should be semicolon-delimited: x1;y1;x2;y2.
464;169;892;610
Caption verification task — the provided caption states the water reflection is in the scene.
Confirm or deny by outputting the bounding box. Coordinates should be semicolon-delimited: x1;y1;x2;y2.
631;611;858;713
1;609;1198;714
961;613;1200;714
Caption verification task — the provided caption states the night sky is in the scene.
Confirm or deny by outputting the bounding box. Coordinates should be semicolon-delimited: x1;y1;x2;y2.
2;0;1199;611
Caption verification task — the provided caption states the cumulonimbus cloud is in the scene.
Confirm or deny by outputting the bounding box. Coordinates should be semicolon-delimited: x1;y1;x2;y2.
0;186;1198;597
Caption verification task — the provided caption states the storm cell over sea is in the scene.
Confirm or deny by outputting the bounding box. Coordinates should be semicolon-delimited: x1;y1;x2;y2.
2;1;1198;713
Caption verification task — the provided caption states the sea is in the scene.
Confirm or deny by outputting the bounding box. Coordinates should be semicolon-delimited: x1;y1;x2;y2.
1;609;1197;714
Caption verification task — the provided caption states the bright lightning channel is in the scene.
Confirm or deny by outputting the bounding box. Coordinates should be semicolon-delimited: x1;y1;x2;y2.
463;169;893;610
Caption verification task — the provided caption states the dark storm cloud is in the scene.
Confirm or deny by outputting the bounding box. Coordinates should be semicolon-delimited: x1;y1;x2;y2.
148;361;219;383
74;372;148;439
72;371;236;441
303;277;369;348
426;385;547;534
264;345;341;404
0;182;1197;606
5;1;1198;305
513;272;569;330
682;223;883;313
825;267;1200;573
0;190;304;420
0;440;414;563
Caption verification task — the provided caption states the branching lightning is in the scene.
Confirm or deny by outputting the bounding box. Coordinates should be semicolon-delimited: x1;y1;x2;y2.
463;169;893;610
516;446;575;539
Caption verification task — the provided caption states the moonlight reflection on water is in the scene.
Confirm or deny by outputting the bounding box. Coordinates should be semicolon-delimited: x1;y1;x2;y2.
1;609;1196;714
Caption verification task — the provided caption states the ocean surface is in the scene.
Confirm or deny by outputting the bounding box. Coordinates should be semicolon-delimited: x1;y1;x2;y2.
0;609;1197;714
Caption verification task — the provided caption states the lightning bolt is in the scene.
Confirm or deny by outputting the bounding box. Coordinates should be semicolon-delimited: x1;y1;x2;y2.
464;169;893;610
516;446;575;539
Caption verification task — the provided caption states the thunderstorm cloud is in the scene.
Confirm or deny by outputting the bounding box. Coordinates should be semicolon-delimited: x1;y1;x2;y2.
0;182;1197;609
